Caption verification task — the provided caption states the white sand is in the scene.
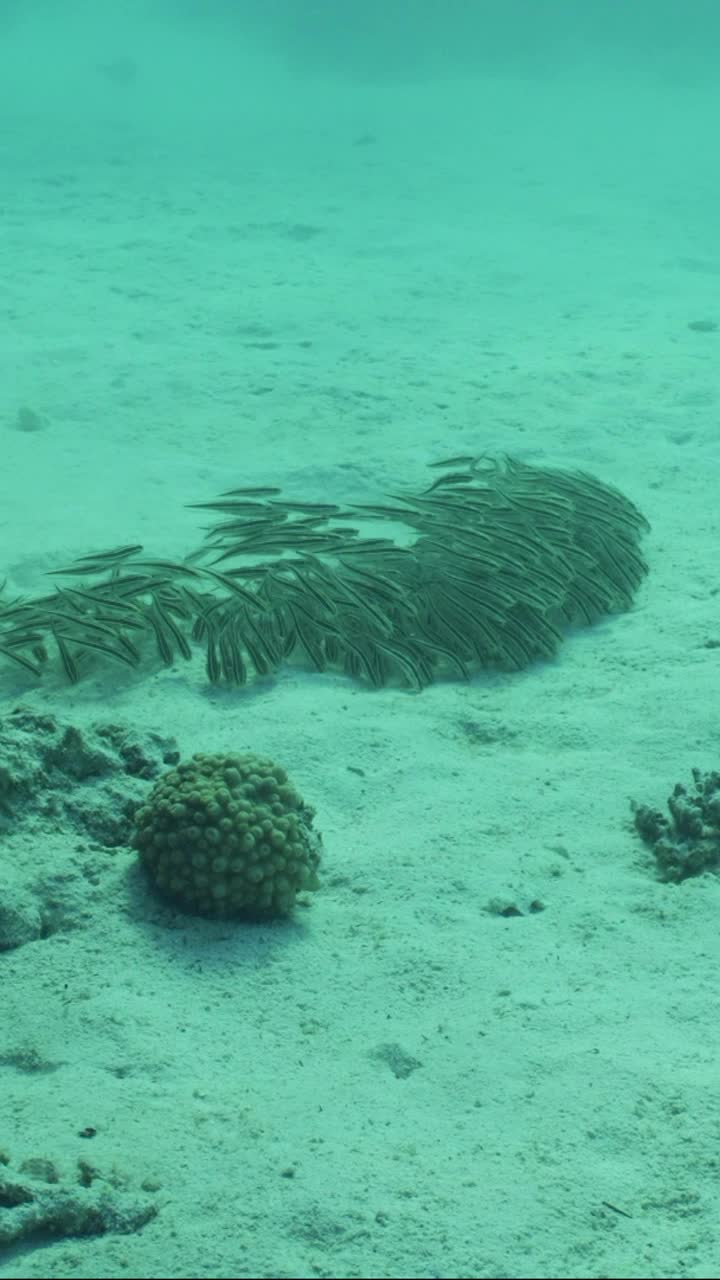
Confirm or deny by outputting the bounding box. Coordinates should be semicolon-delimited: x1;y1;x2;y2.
1;11;719;1280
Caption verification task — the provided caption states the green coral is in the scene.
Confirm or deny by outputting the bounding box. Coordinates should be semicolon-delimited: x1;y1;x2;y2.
132;752;321;918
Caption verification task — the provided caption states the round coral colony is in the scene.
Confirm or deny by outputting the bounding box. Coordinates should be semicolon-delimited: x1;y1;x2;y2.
132;752;321;918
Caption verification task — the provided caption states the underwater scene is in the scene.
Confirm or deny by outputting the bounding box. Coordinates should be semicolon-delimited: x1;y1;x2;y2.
0;2;718;1277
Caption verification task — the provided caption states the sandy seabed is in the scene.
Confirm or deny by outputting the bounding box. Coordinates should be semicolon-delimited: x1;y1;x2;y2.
1;47;719;1280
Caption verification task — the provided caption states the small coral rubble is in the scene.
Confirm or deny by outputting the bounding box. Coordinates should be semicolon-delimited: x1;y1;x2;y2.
633;768;720;881
0;1154;157;1247
0;706;179;950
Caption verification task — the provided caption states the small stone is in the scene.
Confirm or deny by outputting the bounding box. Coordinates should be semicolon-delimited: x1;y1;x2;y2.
14;406;48;432
0;885;43;950
687;318;718;333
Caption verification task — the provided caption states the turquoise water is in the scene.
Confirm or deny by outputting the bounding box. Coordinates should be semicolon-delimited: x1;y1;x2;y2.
1;5;718;1279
